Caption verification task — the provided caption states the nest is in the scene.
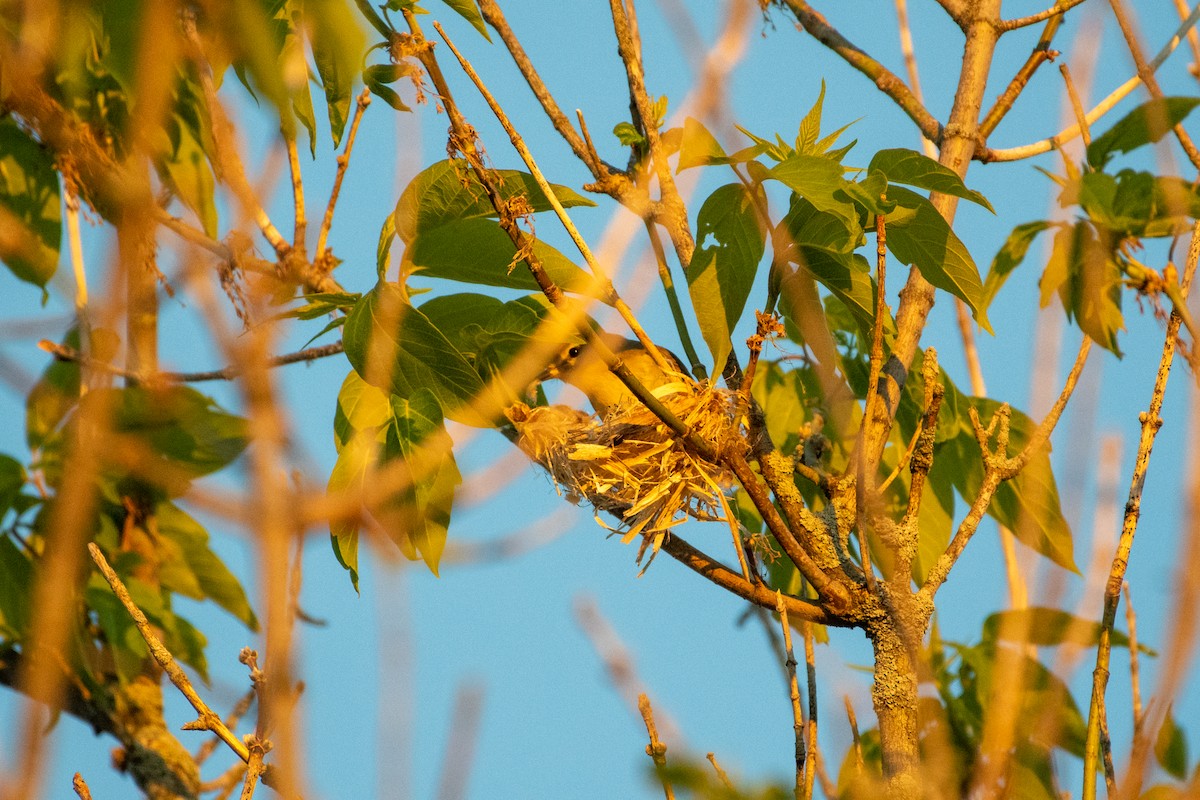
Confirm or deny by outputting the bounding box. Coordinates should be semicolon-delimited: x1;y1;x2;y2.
507;384;737;565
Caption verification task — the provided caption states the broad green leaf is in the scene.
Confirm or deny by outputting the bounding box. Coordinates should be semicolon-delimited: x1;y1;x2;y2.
0;455;24;518
307;0;365;146
982;221;1054;313
0;117;62;289
686;183;766;375
334;368;393;450
159;117;218;238
770;153;857;228
1071;170;1200;240
377;214;396;279
1040;222;1123;355
408;217;598;297
751;362;811;455
106;386;250;480
869;148;994;213
157;502;258;630
393;159;594;244
841;169;894;216
1155;707;1189;780
439;0;491;40
886;186;991;333
279;291;361;322
981;608;1150;652
0;535;33;638
1088;97;1200;168
791;248;884;335
327;424;375;591
780;194;862;255
376;390;460;575
342;282;494;426
612;121;643;147
171;615;210;684
677;117;730;171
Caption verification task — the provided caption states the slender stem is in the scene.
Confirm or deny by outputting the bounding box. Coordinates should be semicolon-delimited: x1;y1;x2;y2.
644;217;705;378
893;0;937;158
1109;0;1200;170
638;694;675;800
1060;63;1093;147
802;622;818;800
88;544;251;764
776;592;807;800
1000;0;1090;31
1083;219;1199;800
38;339;345;382
985;4;1200;162
285;136;306;250
315;88;371;261
779;0;942;146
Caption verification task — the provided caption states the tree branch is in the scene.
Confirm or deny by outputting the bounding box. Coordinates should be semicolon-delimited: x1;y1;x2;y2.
778;0;942;147
1000;0;1090;32
38;339;346;382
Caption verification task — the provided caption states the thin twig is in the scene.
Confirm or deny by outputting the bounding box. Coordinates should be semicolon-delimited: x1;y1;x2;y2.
71;774;92;800
845;695;864;772
893;0;937;158
1000;0;1090;31
435;683;485;800
195;688;257;766
315;88;371;262
432;22;675;376
38;339;345;382
986;4;1200;162
1082;218;1200;800
1108;0;1200;170
921;335;1092;600
285;136;306;249
87;543;251;764
776;592;807;800
1124;582;1143;733
779;0;942;146
1059;64;1093;148
705;753;733;789
801;622;818;800
638;693;675;800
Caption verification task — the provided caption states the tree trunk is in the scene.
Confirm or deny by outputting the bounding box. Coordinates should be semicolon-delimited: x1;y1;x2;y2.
868;618;922;800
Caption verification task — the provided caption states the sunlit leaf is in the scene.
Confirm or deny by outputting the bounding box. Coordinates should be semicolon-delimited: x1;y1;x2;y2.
886;186;991;333
0;118;62;289
686;183;766;375
982;221;1054;313
156;502;258;630
439;0;491;41
982;607;1152;653
1088;97;1200;168
308;0;365;146
869;148;994;212
1155;707;1189;780
1040;222;1124;355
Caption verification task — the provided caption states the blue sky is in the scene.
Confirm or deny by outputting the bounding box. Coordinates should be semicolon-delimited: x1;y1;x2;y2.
3;1;1200;797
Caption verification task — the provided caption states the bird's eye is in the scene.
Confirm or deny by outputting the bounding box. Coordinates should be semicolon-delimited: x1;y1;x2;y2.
567;345;582;358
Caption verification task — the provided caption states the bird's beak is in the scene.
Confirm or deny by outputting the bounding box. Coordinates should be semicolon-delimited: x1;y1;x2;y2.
537;361;562;383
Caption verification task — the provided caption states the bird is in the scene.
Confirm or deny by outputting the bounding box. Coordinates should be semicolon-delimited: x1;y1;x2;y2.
541;332;690;415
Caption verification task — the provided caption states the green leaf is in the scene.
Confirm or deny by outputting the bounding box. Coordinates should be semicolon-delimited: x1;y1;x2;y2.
393;159;594;245
0;117;62;289
796;80;825;154
982;221;1054;313
307;0;365;147
676;117;730;171
342;282;496;426
886;186;991;333
868;148;994;213
1155;707;1189;781
686;183;766;375
1088;97;1200;168
377;213;397;279
107;386;250;479
0;535;33;638
1071;170;1200;240
780;194;862;255
157;502;258;630
1040;222;1123;355
438;0;491;41
376;390;460;575
0;455;25;519
612;121;644;147
408;217;598;297
982;608;1150;652
158;116;218;238
770;153;856;228
791;249;885;336
841;169;893;216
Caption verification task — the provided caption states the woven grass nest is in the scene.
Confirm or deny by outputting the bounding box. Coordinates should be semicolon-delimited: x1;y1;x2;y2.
507;383;738;565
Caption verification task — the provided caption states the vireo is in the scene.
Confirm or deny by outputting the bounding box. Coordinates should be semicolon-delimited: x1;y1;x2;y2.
541;332;690;415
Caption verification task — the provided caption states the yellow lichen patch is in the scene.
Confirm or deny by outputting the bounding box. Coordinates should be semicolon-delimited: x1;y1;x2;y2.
507;382;737;566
